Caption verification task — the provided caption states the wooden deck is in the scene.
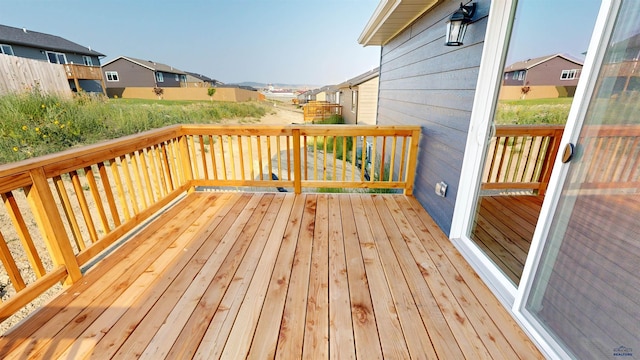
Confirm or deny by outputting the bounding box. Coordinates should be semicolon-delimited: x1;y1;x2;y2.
472;195;544;284
0;192;542;359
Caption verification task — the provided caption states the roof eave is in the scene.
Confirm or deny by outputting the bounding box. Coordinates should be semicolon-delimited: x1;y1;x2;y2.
358;0;440;46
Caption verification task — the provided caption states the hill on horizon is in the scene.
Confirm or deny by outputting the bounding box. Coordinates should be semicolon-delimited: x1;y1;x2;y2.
234;82;319;90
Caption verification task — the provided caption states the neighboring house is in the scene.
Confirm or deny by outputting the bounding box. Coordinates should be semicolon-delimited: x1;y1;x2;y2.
0;24;106;93
297;89;319;104
336;68;379;125
501;54;583;99
185;72;223;88
503;54;583;86
360;1;638;359
101;56;187;89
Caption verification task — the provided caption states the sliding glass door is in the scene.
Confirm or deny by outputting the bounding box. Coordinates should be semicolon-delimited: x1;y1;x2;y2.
520;1;640;358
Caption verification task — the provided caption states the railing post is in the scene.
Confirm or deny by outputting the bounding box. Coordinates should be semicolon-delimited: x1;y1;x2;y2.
26;168;82;284
178;133;194;190
404;129;421;196
538;128;564;195
292;128;302;194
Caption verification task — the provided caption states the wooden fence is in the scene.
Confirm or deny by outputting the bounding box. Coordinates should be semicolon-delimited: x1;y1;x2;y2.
0;124;420;322
0;54;71;97
303;101;342;123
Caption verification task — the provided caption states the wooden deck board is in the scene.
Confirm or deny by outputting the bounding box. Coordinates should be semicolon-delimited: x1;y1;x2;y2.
0;192;543;359
472;195;543;284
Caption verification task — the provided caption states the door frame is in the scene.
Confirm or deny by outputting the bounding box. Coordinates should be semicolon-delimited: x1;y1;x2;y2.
449;0;518;307
450;0;618;358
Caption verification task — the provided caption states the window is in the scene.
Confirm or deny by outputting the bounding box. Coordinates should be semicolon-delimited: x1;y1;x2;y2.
351;90;358;112
82;56;93;66
517;70;525;80
560;69;579;80
156;72;164;82
105;71;119;82
46;51;67;64
1;44;14;56
175;74;179;82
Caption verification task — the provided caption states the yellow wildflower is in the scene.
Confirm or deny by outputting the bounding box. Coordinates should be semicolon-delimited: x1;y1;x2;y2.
12;146;18;152
54;120;59;125
22;125;28;131
41;104;46;109
35;127;40;132
42;134;48;139
60;124;65;129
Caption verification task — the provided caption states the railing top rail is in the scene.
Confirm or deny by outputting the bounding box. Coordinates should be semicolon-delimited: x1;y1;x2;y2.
1;124;421;182
0;125;183;179
494;125;564;136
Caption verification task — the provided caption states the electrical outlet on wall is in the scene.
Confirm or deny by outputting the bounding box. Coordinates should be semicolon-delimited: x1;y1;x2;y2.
435;181;447;197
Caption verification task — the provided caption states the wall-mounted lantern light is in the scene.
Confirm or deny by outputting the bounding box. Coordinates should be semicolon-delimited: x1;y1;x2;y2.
445;3;476;46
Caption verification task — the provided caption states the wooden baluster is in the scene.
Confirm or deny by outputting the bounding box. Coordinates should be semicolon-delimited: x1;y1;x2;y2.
247;136;255;180
120;155;140;216
84;166;110;234
98;162;121;227
267;136;273;182
52;176;86;251
257;135;264;181
389;136;397;182
380;136;386;182
332;136;337;182
160;142;174;192
292;129;302;194
209;135;218;181
199;135;208;180
26;168;82;283
228;135;236;180
138;150;155;204
2;192;46;277
371;136;377;182
351;136;357;182
70;170;99;242
236;135;246;180
0;231;26;291
341;136;347;182
110;158;131;221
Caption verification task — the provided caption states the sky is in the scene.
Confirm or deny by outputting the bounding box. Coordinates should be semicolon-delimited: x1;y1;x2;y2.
505;0;602;65
0;0;381;86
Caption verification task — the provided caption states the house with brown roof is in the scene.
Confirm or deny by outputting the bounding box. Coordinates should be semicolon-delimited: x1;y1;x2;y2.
101;56;187;90
501;54;583;99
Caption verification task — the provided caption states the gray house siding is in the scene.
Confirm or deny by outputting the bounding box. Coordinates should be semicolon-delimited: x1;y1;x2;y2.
376;0;489;234
154;71;182;87
103;59;155;87
7;44;46;61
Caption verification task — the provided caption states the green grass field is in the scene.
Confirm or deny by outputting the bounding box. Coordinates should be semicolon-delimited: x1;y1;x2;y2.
495;97;573;125
0;91;271;165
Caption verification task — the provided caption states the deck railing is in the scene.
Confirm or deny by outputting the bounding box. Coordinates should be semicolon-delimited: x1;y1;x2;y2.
481;125;564;195
569;124;640;190
303;101;342;123
0;124;420;322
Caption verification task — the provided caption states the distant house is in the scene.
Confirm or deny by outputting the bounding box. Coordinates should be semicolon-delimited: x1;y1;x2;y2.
185;72;223;88
501;54;583;99
504;54;583;86
336;68;379;125
0;24;106;93
101;56;187;89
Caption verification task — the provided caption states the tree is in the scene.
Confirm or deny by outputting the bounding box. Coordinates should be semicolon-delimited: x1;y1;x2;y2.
153;87;164;100
520;82;531;99
207;88;216;101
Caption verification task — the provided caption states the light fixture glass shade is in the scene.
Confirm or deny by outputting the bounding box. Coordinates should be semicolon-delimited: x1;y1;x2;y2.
446;19;467;46
445;3;476;46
